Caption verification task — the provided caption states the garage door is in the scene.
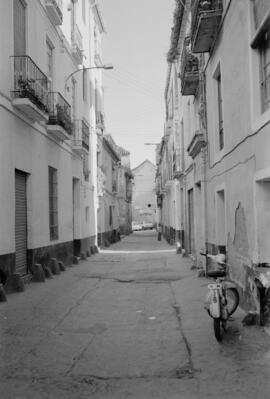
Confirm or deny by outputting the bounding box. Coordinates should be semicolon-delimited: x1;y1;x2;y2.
15;170;27;275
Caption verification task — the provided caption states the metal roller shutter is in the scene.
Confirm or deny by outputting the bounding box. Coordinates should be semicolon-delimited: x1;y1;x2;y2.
15;170;27;275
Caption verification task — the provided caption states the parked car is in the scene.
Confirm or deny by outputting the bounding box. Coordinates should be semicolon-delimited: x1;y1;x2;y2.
132;222;143;231
142;222;154;230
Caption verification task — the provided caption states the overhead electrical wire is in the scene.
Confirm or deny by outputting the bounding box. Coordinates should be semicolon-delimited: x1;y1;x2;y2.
104;70;164;100
110;65;162;96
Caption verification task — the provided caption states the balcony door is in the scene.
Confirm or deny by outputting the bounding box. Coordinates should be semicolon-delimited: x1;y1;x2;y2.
72;178;80;240
46;39;54;91
14;0;26;56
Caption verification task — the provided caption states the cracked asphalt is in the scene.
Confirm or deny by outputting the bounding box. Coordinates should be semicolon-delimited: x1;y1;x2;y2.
1;231;270;398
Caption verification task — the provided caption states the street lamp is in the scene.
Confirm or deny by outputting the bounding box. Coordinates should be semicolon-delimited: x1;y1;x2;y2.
144;143;160;146
65;64;114;89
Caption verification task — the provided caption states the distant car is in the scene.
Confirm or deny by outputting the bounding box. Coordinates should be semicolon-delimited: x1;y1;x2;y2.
142;222;154;230
132;222;143;231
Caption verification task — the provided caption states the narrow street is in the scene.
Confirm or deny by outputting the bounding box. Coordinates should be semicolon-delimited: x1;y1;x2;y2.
1;232;270;399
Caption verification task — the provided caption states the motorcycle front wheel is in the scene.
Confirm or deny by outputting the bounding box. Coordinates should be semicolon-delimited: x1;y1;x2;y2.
213;318;222;341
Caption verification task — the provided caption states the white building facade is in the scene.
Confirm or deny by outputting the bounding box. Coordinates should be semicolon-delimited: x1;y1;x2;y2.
0;0;106;286
157;0;270;319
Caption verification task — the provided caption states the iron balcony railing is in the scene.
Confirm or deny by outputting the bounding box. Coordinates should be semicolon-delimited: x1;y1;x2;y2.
112;180;117;193
46;0;63;17
253;0;270;29
73;120;90;151
180;37;199;94
96;111;105;127
191;0;223;50
191;0;223;29
11;55;49;113
48;92;73;135
71;24;83;51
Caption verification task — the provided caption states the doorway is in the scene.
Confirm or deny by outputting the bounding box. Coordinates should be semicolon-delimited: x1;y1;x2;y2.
188;188;195;255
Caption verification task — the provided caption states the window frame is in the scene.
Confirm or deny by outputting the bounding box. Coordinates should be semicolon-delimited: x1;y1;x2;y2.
13;0;27;56
82;66;87;102
46;38;54;90
48;166;58;241
259;33;270;113
216;71;224;150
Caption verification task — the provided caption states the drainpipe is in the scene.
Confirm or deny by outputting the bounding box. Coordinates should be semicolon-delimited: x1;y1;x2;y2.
200;55;209;273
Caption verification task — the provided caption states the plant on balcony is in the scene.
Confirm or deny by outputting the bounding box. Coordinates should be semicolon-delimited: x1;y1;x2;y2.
17;77;49;113
199;0;211;11
167;0;185;63
55;103;73;135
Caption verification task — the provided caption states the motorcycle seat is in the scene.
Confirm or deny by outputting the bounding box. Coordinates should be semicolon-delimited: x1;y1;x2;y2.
207;270;226;278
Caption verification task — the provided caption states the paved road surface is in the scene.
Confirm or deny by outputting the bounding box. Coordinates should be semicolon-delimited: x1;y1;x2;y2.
1;231;270;398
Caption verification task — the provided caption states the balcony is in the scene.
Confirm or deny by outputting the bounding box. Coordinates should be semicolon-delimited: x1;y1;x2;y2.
71;24;83;64
11;55;49;122
251;0;270;49
47;92;73;140
72;120;90;155
96;111;105;133
187;129;207;159
94;38;102;66
126;186;132;202
180;37;199;96
173;148;184;178
191;0;223;53
157;196;163;208
45;0;63;25
112;181;117;194
155;176;162;195
97;167;106;196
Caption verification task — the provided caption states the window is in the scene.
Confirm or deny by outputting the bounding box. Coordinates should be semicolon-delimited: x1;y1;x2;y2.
82;0;86;23
83;67;87;102
217;72;224;150
216;189;226;246
95;80;100;114
255;172;270;261
109;206;113;226
71;78;76;120
260;33;270;113
46;39;54;90
85;206;89;222
83;153;89;181
14;0;26;56
48;166;58;240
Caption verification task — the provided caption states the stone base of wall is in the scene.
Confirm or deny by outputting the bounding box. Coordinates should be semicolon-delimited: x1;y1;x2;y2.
162;227;184;246
0;238;97;282
0;237;98;296
98;230;121;248
73;236;96;258
28;241;74;271
0;253;15;282
120;225;132;236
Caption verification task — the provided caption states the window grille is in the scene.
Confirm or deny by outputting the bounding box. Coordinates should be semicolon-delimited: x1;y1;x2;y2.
48;166;58;240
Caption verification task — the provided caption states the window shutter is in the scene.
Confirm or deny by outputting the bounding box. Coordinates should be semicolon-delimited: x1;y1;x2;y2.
14;0;26;56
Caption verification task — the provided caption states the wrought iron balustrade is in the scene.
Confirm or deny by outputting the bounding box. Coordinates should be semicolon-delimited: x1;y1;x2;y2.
253;0;270;29
112;181;117;193
180;37;199;95
72;24;83;51
46;0;63;22
96;111;105;126
11;55;49;113
191;0;223;53
48;92;73;135
73;120;90;151
180;37;199;76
